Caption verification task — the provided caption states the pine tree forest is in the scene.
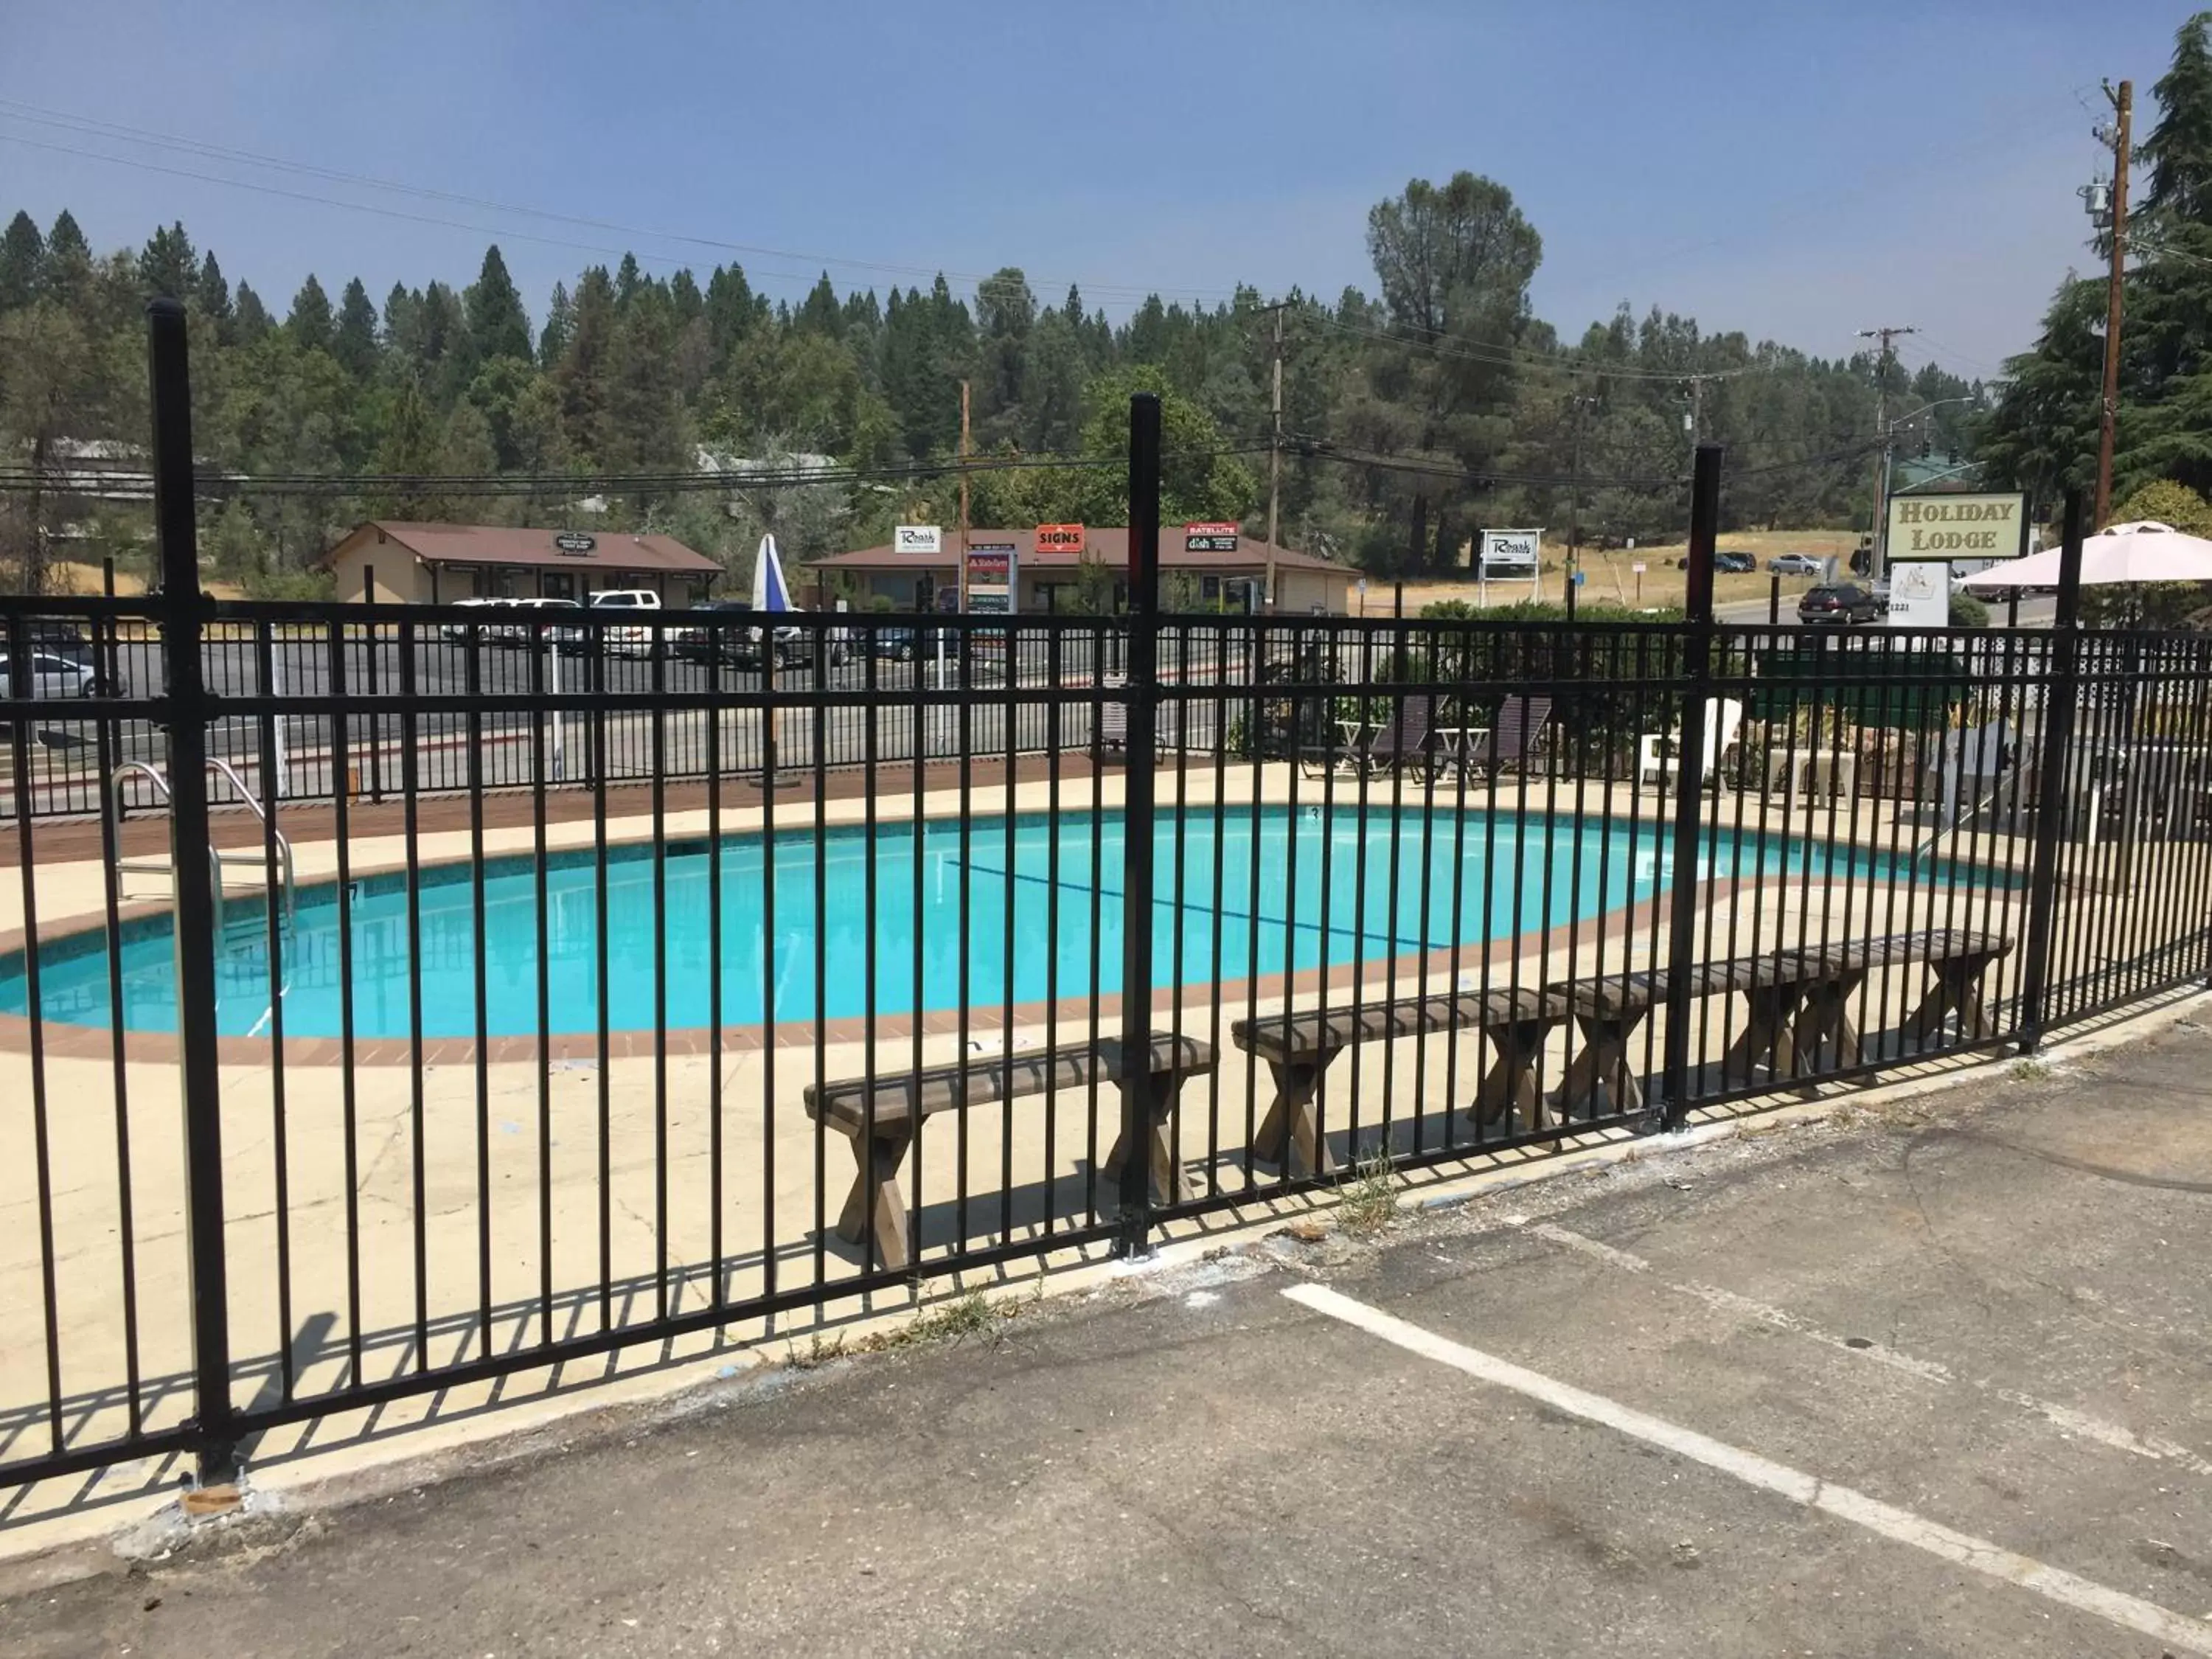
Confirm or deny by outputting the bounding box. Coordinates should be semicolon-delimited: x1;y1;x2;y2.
1;170;1989;597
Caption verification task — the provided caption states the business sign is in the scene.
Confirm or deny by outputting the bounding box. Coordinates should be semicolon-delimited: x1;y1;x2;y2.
1477;528;1543;576
1184;521;1239;553
967;540;1017;615
1885;559;1950;630
1885;492;2024;566
554;531;597;554
1034;524;1085;556
894;524;942;555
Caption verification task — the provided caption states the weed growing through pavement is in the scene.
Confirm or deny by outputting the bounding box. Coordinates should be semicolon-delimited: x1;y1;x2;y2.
2011;1058;2053;1083
1337;1145;1400;1237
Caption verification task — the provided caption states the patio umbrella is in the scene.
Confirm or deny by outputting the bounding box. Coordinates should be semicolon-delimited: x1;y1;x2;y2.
1961;520;2212;590
750;533;793;613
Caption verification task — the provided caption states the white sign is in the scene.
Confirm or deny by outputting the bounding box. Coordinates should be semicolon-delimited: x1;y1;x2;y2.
1478;529;1543;577
1631;561;1646;575
1886;559;1950;630
894;524;942;555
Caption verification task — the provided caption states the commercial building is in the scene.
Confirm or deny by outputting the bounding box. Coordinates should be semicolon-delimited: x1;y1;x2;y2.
810;526;1353;615
321;522;723;606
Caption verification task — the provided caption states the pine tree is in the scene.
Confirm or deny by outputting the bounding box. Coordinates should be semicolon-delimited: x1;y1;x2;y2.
797;272;843;337
195;251;232;327
287;274;335;352
373;378;446;518
614;252;643;309
333;277;380;377
136;220;197;299
557;265;617;465
232;281;273;342
2142;11;2212;223
1;211;45;310
463;244;532;365
41;209;90;302
704;264;758;355
538;280;574;367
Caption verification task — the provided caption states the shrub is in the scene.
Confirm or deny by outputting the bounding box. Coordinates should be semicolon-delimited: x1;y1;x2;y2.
1948;592;1990;629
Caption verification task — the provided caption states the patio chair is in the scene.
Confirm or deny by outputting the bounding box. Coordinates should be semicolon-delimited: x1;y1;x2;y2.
1363;694;1437;778
1926;720;2017;831
1635;698;1746;791
1465;695;1553;777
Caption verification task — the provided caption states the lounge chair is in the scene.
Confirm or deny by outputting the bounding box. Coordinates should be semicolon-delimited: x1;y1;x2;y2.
1461;695;1553;777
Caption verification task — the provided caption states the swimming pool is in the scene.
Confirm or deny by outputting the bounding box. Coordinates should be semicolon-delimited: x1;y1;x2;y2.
0;807;1998;1040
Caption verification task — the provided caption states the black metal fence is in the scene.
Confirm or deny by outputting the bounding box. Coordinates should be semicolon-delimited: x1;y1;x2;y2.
2;311;2209;1497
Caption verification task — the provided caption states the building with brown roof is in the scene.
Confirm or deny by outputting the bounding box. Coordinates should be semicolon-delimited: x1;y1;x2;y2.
811;526;1352;614
321;522;723;606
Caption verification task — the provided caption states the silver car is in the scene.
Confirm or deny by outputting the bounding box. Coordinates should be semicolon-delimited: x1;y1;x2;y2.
0;650;102;698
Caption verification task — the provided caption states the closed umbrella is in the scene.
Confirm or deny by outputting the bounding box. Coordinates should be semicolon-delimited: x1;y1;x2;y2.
1961;520;2212;590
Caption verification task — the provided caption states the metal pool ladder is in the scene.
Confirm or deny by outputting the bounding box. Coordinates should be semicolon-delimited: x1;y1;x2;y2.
111;759;296;933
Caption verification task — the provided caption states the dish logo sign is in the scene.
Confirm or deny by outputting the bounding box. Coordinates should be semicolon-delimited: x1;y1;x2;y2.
1034;524;1085;554
894;524;942;554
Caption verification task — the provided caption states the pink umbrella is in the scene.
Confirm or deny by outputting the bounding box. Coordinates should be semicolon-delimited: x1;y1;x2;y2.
1961;520;2212;590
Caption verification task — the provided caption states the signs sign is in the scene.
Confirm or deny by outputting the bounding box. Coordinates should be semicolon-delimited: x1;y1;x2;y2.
894;524;942;554
966;541;1018;616
1184;521;1239;553
1885;492;2024;566
554;531;597;554
1034;524;1085;555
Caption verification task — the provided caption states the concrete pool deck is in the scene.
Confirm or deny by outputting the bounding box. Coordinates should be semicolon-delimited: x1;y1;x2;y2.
0;759;2189;1562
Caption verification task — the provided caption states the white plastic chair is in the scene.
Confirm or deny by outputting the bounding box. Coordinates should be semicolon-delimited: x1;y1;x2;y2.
1636;698;1745;790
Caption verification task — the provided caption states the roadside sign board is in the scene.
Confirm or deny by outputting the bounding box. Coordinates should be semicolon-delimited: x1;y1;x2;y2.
894;524;942;554
1034;524;1085;556
1885;491;2023;574
967;541;1017;615
1184;521;1239;553
1885;559;1950;629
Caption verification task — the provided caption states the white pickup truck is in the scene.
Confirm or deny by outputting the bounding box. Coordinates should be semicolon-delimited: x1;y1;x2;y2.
587;589;663;655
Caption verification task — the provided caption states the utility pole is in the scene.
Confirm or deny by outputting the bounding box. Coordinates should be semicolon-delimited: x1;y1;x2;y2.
1264;300;1286;612
956;378;970;611
1686;375;1707;465
1857;324;1917;579
2095;79;2133;529
1569;393;1597;582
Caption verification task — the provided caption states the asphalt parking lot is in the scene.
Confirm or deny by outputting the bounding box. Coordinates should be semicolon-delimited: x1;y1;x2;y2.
6;1009;2210;1656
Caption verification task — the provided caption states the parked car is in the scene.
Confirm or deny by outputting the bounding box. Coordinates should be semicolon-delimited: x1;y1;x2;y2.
0;650;109;698
753;619;851;669
588;588;664;656
13;619;94;661
1797;582;1883;625
872;625;951;662
496;597;584;650
439;597;518;641
1770;553;1827;576
669;599;753;664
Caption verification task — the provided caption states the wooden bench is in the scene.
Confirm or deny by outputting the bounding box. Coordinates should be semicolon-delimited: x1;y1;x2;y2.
1551;929;2013;1113
1231;987;1571;1173
801;1033;1214;1271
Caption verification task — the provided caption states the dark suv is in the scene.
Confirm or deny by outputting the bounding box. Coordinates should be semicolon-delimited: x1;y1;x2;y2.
1797;583;1882;625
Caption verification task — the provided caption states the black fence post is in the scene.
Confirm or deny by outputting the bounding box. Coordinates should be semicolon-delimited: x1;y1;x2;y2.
1768;569;1781;626
2017;489;2087;1053
1116;393;1163;1256
148;298;236;1482
1660;444;1722;1129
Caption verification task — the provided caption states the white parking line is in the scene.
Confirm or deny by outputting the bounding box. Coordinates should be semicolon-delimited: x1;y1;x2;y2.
1518;1220;2212;1475
1283;1282;2212;1657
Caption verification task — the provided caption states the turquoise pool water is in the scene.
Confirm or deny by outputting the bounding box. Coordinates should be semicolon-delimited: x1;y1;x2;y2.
0;807;1998;1040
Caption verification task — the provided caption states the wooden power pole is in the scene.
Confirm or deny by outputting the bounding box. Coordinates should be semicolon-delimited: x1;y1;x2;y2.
1265;302;1284;612
2096;79;2133;529
1857;324;1917;579
956;378;970;611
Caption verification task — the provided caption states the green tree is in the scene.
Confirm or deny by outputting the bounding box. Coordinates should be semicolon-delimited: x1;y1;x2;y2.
0;301;94;591
2111;476;2212;534
538;280;574;367
463;244;532;366
195;251;232;331
287;274;334;352
1;210;44;310
333;277;380;378
372;378;447;518
206;498;268;579
136;220;196;299
232;281;273;344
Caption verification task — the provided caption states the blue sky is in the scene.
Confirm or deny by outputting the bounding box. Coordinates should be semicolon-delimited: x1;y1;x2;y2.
0;1;2194;380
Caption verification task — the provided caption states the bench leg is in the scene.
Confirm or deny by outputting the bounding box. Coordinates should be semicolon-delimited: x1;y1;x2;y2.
1474;1017;1561;1130
1721;985;1797;1085
1103;1074;1201;1203
832;1125;914;1273
1558;1015;1641;1116
1251;1056;1340;1175
1908;956;1996;1045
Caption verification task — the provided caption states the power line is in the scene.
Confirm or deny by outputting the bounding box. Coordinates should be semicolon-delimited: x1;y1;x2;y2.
1302;310;1775;383
0;101;1240;304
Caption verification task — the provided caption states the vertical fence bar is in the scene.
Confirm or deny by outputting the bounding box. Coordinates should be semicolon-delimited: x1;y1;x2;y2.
1116;393;1163;1254
1661;444;1722;1127
147;298;236;1479
2017;490;2086;1052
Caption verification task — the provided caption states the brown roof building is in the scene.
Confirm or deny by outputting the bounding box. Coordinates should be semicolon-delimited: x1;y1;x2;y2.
812;526;1352;614
321;521;723;606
